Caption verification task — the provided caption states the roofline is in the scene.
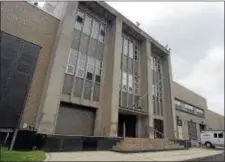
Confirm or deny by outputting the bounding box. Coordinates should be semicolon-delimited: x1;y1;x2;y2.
96;1;170;54
173;81;207;102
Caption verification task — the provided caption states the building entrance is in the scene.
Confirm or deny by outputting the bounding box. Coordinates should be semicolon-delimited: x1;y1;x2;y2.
118;114;136;137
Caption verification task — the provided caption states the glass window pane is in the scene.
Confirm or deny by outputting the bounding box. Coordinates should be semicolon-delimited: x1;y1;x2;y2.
74;77;83;97
75;11;84;31
87;65;94;73
96;60;102;68
123;38;128;56
99;24;105;42
66;65;75;75
128;58;133;74
76;68;84;78
122;55;127;72
83;80;92;100
93;83;100;101
79;51;86;60
95;75;101;83
95;67;102;76
129;42;134;59
68;48;78;66
121;91;127;107
91;20;99;39
78;60;85;69
88;56;95;65
83;15;92;35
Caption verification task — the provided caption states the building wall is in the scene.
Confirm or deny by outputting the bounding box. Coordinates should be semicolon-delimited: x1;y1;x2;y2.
1;2;59;127
172;81;207;140
205;110;224;130
2;1;176;139
172;82;207;109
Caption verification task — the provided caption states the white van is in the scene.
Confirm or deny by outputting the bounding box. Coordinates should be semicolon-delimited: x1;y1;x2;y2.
200;130;224;148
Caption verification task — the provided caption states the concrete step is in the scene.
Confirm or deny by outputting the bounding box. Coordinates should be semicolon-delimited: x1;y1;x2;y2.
112;138;183;152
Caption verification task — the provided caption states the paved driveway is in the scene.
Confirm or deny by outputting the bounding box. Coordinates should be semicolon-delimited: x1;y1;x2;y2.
45;148;224;161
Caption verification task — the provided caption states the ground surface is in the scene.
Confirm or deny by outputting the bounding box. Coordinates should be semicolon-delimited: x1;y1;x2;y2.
1;147;45;161
45;148;224;161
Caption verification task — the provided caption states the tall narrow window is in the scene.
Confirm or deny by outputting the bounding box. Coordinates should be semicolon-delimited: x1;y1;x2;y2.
122;72;128;92
129;41;134;59
99;24;105;43
76;52;86;78
134;44;139;60
75;10;85;31
123;38;128;56
128;74;133;93
66;48;78;75
86;56;95;80
91;20;99;39
83;15;92;36
95;60;102;83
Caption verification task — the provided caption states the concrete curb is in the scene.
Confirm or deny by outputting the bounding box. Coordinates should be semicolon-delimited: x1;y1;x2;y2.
181;152;224;161
112;147;188;153
44;153;51;161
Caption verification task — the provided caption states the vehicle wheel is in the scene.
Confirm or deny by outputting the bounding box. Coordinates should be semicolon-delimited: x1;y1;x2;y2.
205;142;212;148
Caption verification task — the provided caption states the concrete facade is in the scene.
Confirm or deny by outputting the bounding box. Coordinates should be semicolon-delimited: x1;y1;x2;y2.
1;1;223;141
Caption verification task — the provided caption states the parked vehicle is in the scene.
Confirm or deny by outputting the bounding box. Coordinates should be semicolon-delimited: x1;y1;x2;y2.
200;130;224;148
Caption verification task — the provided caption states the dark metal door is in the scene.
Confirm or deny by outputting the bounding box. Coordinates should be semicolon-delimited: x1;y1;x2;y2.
55;104;96;136
188;121;197;140
0;32;40;128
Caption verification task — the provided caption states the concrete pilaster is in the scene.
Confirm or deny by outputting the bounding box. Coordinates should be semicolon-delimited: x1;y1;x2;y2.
140;40;154;138
94;17;122;137
162;53;176;139
37;2;79;134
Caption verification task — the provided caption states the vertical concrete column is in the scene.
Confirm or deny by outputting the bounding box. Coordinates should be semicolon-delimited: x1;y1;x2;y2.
145;41;154;139
140;40;154;138
94;17;122;137
136;115;142;137
162;52;177;139
37;2;79;134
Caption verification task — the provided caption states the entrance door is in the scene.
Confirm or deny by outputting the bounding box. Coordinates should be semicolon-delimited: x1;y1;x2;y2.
188;121;197;140
118;114;136;137
154;119;164;138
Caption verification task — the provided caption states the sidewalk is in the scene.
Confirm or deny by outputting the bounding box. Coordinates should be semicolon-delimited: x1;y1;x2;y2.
45;148;224;161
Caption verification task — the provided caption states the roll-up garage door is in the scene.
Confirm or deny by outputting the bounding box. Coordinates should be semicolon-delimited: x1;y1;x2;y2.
55;103;96;136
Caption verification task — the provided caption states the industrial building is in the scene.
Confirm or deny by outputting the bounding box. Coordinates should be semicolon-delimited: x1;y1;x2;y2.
1;1;224;147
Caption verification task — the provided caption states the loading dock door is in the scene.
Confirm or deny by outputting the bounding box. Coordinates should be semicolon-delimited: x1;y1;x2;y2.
187;121;197;140
55;104;96;136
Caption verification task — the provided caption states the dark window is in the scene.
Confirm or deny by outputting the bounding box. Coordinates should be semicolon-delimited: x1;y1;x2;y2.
77;16;83;24
100;30;105;37
86;72;93;80
218;132;223;138
214;133;217;138
95;75;101;83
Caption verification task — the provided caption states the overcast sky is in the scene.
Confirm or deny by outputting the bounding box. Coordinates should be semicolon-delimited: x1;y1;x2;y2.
107;2;224;115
